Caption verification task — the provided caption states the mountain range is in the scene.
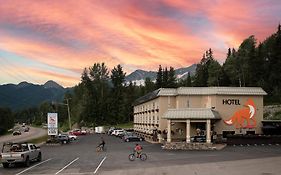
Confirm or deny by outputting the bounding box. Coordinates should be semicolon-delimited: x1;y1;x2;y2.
0;65;196;110
0;80;70;111
125;64;197;85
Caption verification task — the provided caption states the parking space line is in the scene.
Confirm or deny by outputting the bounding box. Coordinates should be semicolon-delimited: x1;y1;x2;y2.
55;157;79;175
93;156;107;174
15;158;52;175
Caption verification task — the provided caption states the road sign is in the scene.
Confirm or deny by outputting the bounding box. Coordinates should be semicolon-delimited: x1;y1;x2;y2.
47;113;58;135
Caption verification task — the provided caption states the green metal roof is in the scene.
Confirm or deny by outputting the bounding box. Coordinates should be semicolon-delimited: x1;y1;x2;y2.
162;108;221;120
134;87;267;106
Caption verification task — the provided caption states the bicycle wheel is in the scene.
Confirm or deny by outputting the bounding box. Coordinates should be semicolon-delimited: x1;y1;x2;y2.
128;154;136;161
96;146;101;152
140;153;147;161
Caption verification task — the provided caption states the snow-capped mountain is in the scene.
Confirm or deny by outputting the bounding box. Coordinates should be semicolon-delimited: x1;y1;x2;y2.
125;64;197;85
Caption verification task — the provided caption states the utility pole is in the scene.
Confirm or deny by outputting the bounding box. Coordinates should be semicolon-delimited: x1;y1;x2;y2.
66;98;72;130
53;98;72;131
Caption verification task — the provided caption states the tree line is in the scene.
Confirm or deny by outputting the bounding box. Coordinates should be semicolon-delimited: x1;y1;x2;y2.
2;24;281;132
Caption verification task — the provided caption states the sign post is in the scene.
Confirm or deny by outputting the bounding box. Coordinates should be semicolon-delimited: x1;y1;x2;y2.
47;113;58;135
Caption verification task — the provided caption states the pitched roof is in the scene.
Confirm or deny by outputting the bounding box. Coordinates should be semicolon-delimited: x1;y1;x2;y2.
162;108;221;120
134;87;267;106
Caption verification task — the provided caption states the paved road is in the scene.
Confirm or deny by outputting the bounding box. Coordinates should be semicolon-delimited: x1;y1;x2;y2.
0;126;47;147
1;134;281;175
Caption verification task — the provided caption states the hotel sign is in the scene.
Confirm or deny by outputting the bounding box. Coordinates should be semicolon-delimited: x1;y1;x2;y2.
47;113;58;135
222;99;241;105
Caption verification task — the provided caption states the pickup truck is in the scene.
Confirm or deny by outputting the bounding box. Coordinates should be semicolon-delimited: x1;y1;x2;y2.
0;142;42;168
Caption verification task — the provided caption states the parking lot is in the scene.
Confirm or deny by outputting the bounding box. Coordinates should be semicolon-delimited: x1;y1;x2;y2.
1;134;281;175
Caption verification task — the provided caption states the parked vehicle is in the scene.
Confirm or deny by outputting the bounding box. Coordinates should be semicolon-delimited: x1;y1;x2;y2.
68;134;77;141
12;130;21;136
95;126;105;134
57;134;71;144
191;135;206;142
112;129;124;136
107;127;115;135
0;142;41;168
46;135;70;144
123;132;144;142
69;129;82;136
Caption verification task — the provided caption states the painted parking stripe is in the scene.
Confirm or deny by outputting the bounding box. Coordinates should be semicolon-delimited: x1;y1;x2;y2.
15;158;52;175
55;157;79;175
94;156;107;174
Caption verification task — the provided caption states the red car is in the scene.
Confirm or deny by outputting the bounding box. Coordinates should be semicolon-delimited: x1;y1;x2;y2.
69;129;82;136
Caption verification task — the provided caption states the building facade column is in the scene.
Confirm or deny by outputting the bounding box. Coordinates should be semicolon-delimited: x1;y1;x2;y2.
167;119;171;143
206;119;211;143
186;119;190;143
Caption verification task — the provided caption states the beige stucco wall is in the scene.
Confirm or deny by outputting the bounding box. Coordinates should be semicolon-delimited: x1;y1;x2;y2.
134;92;264;137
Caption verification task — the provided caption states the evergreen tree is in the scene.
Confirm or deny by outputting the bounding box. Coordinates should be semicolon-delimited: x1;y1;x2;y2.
144;77;155;93
156;65;163;89
194;49;214;87
167;67;177;88
162;67;169;87
207;60;222;86
0;107;14;135
110;64;126;124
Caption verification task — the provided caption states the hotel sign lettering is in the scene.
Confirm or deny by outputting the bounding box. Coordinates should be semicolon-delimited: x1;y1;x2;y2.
222;99;241;105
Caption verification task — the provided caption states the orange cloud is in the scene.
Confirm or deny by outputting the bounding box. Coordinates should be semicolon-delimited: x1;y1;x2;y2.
0;0;280;86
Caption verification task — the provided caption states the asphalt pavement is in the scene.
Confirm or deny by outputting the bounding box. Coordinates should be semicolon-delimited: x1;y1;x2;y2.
1;134;281;175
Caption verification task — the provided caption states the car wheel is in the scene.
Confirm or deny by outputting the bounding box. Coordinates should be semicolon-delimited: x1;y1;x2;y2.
37;153;42;162
25;157;30;167
2;163;9;168
126;139;129;142
63;140;67;144
139;138;143;141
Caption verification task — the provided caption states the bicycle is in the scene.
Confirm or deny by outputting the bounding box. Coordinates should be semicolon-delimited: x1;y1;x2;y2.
96;144;106;152
128;152;147;161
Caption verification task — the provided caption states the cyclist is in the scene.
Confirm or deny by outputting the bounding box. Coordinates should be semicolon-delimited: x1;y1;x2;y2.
97;137;105;151
134;143;142;158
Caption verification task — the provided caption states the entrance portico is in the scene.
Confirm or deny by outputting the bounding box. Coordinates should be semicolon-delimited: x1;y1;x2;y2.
163;108;220;143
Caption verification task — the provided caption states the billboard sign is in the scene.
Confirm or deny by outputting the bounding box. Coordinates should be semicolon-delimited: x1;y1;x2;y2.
47;113;58;135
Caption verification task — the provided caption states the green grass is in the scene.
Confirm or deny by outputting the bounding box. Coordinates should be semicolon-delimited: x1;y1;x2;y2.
25;134;49;144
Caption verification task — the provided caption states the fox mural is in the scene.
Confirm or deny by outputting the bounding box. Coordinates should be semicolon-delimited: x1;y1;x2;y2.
224;99;256;129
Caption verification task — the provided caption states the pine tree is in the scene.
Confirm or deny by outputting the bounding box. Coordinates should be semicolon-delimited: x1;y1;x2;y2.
162;67;169;87
111;64;126;123
167;67;177;88
156;65;163;89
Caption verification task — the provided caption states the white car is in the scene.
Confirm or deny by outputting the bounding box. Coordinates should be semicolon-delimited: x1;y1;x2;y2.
112;129;124;136
68;134;78;140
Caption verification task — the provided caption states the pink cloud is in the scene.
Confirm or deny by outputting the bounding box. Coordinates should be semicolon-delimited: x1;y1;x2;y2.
0;0;280;86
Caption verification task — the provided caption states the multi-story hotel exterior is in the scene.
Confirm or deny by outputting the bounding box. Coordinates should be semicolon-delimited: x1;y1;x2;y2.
133;87;267;143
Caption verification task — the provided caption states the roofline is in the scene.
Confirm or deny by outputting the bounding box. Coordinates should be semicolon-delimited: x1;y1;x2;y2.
133;87;267;106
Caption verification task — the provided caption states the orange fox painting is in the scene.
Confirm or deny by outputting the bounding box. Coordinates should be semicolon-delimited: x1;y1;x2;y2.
224;99;257;129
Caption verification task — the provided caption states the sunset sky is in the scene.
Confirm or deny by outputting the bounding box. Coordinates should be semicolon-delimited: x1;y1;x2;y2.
0;0;280;87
